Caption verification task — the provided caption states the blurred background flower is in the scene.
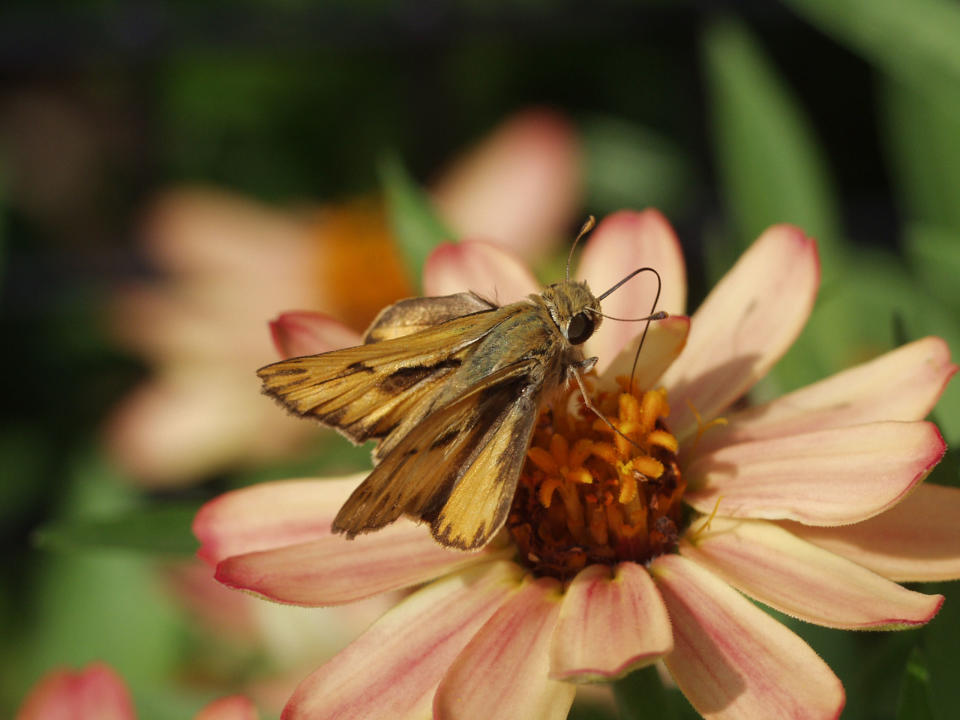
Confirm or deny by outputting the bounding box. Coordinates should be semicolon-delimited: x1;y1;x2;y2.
2;1;959;719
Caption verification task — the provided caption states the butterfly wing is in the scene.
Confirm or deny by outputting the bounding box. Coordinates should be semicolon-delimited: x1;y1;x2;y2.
364;292;497;343
332;357;548;550
257;303;519;455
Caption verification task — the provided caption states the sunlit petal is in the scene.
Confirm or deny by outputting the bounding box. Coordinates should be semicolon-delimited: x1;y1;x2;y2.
269;311;362;358
550;563;672;681
435;577;575;720
194;696;259;720
423;240;540;303
651;555;844;720
682;518;942;629
685;422;945;525
661;225;819;440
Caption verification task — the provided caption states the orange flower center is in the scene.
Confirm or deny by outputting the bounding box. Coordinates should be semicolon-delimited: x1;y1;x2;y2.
507;378;684;580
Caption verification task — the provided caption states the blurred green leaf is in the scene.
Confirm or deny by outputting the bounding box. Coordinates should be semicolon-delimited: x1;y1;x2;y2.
231;432;373;488
897;647;935;720
702;16;844;278
379;153;455;291
34;504;200;556
923;581;960;717
881;80;960;235
582;116;691;217
782;0;960;94
613;665;676;720
904;225;960;312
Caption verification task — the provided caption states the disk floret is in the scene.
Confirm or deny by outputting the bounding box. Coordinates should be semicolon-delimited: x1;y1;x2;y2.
507;379;684;579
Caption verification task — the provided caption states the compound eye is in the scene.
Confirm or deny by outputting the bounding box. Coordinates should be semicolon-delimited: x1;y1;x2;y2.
566;312;595;345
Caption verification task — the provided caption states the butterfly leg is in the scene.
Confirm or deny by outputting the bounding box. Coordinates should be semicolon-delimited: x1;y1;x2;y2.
567;360;646;456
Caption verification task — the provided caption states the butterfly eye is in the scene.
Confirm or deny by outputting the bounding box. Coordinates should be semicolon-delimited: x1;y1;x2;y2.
566;312;595;345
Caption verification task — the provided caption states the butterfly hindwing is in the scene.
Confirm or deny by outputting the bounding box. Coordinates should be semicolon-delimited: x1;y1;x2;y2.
332;357;546;550
364;292;497;343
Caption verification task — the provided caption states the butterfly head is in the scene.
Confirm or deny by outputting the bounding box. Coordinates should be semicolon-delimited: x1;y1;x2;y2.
541;279;602;346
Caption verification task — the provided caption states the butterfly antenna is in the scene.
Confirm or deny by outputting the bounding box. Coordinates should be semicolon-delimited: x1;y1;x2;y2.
593;266;664;396
566;216;596;281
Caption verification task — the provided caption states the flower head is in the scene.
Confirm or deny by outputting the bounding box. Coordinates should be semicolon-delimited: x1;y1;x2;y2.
196;210;959;719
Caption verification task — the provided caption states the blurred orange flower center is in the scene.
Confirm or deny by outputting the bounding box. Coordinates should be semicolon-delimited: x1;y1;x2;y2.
507;380;684;579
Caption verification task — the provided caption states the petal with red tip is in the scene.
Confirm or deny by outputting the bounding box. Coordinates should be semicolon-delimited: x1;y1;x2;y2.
596;315;689;389
16;663;135;720
282;561;522;720
696;336;957;456
215;521;492;606
269;312;362;358
576;210;687;366
432;109;580;262
195;696;259;720
685;422;945;526
423;240;539;303
660;226;819;440
435;577;574;720
681;518;943;630
194;476;363;565
550;563;672;681
651;555;844;720
779;483;960;582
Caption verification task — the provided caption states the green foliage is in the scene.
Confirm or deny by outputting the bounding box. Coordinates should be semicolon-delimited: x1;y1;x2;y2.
613;665;677;720
898;647;936;720
379;153;455;290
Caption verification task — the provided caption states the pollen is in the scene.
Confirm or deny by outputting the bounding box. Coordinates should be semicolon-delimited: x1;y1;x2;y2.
507;379;684;580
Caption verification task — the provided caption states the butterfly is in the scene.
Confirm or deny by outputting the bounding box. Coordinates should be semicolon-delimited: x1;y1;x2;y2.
258;218;664;551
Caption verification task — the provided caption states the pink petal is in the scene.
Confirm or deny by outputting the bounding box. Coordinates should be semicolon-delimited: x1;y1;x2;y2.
576;210;687;365
685;421;945;526
435;577;575;720
215;522;493;606
270;312;362;358
195;696;259;720
596;315;689;388
282;561;522;720
779;483;960;582
194;477;363;565
660;225;820;440
432;109;581;262
681;518;942;629
650;555;844;720
423;240;539;304
550;562;672;681
696;336;957;456
16;663;136;720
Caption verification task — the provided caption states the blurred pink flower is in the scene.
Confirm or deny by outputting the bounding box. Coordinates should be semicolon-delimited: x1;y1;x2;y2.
15;662;257;720
196;210;959;719
105;109;581;486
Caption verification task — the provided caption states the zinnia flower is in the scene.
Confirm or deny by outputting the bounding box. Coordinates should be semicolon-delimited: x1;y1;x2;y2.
15;662;258;720
106;109;580;486
194;210;959;719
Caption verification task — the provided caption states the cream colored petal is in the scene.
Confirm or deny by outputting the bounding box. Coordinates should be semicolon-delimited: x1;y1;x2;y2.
269;311;362;358
595;315;689;388
685;422;945;526
283;561;522;720
660;225;819;440
550;563;672;681
681;518;942;629
423;240;540;304
194;476;362;565
651;555;844;720
778;483;960;582
576;209;687;366
435;577;575;720
696;336;956;456
432;109;581;262
214;522;491;606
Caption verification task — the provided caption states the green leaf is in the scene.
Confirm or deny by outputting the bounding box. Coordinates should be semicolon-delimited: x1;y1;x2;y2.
898;647;936;720
379;153;455;291
582;116;691;217
904;224;960;312
923;581;960;716
880;79;960;235
782;0;960;95
702;16;845;279
34;504;200;556
613;665;676;720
